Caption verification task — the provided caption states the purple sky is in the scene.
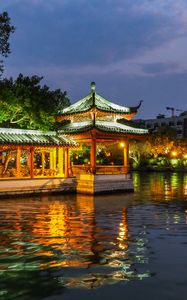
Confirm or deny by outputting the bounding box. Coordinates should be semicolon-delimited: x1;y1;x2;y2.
0;0;187;119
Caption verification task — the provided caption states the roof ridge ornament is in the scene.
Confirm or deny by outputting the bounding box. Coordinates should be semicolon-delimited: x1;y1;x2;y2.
90;81;96;92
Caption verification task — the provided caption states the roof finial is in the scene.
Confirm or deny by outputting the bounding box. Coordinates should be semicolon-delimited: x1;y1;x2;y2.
91;81;96;92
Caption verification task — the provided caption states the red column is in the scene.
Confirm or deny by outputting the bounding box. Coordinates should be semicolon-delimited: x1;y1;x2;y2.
64;148;69;177
42;151;45;175
16;146;21;178
123;141;129;173
30;147;34;178
90;138;96;174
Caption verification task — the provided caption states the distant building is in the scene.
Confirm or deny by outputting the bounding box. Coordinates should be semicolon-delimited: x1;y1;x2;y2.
136;111;187;139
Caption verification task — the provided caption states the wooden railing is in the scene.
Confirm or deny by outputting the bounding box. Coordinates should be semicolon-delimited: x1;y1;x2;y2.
70;165;129;175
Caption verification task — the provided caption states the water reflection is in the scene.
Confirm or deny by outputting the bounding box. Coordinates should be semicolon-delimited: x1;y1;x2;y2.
0;172;187;299
32;196;95;268
133;171;187;200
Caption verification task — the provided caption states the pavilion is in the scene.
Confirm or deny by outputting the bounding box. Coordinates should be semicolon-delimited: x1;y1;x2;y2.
0;127;78;179
57;82;148;194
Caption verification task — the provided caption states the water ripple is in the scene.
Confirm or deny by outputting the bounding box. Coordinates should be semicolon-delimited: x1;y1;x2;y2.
0;172;187;299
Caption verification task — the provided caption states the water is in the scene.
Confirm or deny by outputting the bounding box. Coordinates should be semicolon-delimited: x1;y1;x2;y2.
0;172;187;300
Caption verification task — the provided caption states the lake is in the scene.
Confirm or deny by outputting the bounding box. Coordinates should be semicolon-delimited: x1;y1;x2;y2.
0;172;187;300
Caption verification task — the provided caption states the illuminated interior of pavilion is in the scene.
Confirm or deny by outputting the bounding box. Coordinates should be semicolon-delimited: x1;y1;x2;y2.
0;82;148;181
0;128;78;179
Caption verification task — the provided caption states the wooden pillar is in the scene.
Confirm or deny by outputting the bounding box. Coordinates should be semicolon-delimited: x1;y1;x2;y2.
27;150;31;170
58;148;64;176
30;147;34;178
42;151;45;175
90;138;96;174
50;149;54;170
123;140;129;173
64;148;69;177
53;148;57;172
16;146;21;178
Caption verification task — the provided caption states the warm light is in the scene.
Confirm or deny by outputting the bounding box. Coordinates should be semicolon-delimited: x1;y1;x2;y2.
120;142;125;148
183;154;187;159
165;147;169;154
118;209;128;250
171;151;177;157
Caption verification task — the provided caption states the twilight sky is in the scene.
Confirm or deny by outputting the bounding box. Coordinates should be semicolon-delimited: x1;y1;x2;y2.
0;0;187;119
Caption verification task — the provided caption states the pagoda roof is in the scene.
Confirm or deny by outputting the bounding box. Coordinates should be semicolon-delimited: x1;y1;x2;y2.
58;120;148;136
58;82;142;117
0;127;78;147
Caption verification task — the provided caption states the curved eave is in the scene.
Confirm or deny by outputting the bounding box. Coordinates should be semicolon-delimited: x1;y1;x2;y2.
56;108;92;121
128;100;143;112
95;93;140;115
58;121;149;136
94;106;137;116
60;106;137;115
56;108;137;122
95;122;148;136
57;93;93;117
95;126;148;136
58;125;93;135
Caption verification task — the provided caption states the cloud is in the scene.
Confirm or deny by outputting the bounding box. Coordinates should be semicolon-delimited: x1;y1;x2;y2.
1;0;187;119
141;62;178;75
3;0;186;69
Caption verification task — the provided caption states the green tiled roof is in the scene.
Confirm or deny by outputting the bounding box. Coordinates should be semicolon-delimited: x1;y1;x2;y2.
96;121;148;134
0;128;78;147
59;92;142;116
59;120;148;135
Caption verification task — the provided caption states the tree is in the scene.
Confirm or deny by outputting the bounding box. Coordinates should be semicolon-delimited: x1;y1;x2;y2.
147;125;177;158
129;140;151;167
0;12;15;75
148;135;174;158
0;74;70;130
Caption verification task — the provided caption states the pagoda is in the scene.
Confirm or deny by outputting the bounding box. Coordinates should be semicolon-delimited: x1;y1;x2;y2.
57;82;148;194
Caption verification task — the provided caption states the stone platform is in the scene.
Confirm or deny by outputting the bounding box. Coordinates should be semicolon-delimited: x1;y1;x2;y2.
76;174;134;194
0;178;76;198
0;174;134;197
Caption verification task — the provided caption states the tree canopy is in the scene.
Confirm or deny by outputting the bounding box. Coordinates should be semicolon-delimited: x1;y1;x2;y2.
0;74;70;130
0;11;15;74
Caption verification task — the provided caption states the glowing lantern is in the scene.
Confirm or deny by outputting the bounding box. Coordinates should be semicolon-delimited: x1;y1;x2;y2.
171;151;177;157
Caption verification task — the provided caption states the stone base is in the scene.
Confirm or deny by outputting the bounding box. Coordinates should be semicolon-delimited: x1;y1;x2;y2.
0;178;76;198
76;174;134;194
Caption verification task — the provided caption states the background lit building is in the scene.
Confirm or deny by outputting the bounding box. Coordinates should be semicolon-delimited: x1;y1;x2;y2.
136;111;187;139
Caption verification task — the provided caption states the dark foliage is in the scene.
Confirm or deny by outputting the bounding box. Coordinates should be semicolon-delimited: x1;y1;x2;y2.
0;74;70;130
0;11;15;74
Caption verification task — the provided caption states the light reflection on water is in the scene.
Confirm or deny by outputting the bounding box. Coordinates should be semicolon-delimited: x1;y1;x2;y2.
0;172;187;299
